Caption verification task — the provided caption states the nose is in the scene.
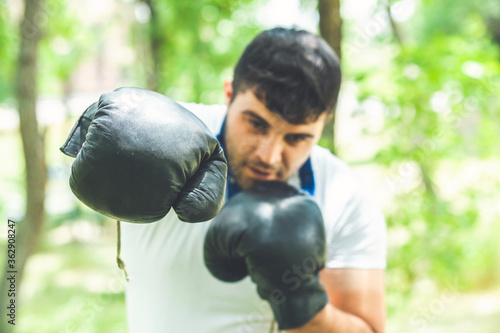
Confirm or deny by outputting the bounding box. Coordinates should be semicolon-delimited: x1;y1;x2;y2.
254;135;283;166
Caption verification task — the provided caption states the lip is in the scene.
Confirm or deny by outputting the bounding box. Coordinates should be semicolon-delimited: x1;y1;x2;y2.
246;166;275;180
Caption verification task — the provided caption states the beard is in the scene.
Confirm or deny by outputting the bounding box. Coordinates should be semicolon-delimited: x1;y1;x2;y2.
226;151;285;190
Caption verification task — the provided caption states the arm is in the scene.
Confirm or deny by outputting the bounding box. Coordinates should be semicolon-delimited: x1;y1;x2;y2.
286;268;385;333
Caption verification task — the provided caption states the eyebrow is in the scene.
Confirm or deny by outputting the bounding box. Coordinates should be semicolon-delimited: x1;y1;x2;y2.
242;110;270;126
241;110;315;139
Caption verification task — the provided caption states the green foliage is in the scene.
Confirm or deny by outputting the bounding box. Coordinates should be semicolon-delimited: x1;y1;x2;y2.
0;2;17;103
346;0;500;316
12;240;127;333
38;0;95;94
128;0;264;104
0;0;91;100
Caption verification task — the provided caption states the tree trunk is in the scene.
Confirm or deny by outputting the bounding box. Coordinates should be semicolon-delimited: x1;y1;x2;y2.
485;17;500;47
318;0;342;59
387;5;403;46
143;0;164;91
0;0;46;331
318;0;342;154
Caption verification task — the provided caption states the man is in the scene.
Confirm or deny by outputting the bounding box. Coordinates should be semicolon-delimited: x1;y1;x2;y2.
62;27;386;332
120;27;386;332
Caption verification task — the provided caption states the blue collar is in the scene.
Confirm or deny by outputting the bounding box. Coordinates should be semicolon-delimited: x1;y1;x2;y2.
217;117;315;200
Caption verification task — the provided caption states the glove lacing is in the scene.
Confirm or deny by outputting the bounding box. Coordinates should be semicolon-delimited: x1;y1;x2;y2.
116;220;129;282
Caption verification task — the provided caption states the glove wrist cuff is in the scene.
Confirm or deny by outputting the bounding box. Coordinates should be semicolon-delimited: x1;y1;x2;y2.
268;281;328;330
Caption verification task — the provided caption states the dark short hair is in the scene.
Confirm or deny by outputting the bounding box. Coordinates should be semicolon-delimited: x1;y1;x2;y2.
231;27;341;124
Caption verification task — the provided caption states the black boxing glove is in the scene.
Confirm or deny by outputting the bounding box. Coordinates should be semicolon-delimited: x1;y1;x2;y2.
60;87;227;223
203;181;328;330
60;101;98;158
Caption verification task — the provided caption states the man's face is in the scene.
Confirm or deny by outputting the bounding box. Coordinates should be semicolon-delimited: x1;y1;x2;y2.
223;84;327;190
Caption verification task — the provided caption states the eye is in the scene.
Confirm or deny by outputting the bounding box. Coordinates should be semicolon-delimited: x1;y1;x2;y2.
249;119;267;133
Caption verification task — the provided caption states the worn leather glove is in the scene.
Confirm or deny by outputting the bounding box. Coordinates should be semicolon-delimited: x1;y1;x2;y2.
204;181;328;329
60;87;227;223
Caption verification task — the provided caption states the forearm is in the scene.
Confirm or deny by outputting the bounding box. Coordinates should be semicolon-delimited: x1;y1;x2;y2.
285;304;378;333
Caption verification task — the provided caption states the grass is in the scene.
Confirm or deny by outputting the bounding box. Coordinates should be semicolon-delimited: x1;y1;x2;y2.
12;221;128;333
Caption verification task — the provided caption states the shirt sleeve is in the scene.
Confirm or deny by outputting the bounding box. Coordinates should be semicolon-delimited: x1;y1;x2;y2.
324;176;387;270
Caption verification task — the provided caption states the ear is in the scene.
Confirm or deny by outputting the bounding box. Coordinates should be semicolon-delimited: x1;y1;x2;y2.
223;78;233;107
320;112;334;131
325;112;334;122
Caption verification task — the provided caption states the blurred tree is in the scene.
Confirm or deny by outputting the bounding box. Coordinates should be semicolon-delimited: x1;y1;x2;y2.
317;0;342;154
0;1;17;103
318;0;341;58
474;0;500;50
348;0;500;315
0;0;46;332
139;0;165;91
129;0;263;104
0;0;87;106
37;0;92;115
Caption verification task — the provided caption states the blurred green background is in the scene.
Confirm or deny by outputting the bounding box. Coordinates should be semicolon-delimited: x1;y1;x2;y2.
1;0;499;332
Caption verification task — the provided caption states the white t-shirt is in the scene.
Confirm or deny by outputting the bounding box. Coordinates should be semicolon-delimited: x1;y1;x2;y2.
120;103;387;333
